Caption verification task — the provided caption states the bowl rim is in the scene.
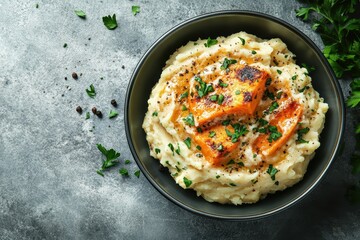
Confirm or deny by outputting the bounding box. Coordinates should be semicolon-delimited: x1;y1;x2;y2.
124;10;345;220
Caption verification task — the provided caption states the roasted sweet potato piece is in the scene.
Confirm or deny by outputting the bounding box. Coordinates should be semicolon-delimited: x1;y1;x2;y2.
252;100;303;157
193;123;248;165
189;65;268;126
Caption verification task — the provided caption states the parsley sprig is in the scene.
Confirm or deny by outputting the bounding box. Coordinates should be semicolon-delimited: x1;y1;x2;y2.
96;144;120;176
194;76;214;98
225;123;249;143
102;14;118;30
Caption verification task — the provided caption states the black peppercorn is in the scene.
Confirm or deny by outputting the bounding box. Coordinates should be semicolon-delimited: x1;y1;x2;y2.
76;106;82;114
95;110;102;118
92;107;97;114
72;72;78;80
111;99;117;107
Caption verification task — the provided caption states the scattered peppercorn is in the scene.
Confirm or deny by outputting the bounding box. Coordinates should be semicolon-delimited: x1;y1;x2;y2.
95;110;103;118
76;106;83;114
121;65;125;69
92;107;97;114
111;99;117;107
72;72;78;79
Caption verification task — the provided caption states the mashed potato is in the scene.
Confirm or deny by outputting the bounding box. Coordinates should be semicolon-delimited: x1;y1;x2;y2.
142;32;328;205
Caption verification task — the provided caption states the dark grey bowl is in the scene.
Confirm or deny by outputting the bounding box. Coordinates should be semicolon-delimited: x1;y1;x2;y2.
125;11;345;220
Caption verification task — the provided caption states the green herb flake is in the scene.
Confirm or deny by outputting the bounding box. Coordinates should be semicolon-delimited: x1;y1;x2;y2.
119;168;129;176
229;183;237;186
184;137;191;149
251;50;257;54
296;127;310;144
269;101;279;113
102;14;118;30
63;43;68;48
194;76;214;98
183;113;195;126
96;144;121;175
131;5;140;16
216;175;220;179
75;10;86;19
292;75;298;80
235;90;241;95
152;111;158;117
277;69;282;74
85;112;90;120
238;37;245;45
209;94;218;102
267;125;282;143
125;159;131;164
86;84;96;98
196;145;201;150
204;37;218;48
209;131;216;138
217;144;224;152
183;177;192;188
218;79;228;87
155;148;161;154
168;143;175;156
225;124;249;143
227;159;235;165
134;170;141;178
267;164;279;180
180;91;189;100
222;119;231;126
109;109;118;119
217;94;224;105
220;58;237;70
181;105;188;111
175;143;181;155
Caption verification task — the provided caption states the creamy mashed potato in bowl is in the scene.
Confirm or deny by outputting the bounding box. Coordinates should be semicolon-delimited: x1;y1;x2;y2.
125;11;344;219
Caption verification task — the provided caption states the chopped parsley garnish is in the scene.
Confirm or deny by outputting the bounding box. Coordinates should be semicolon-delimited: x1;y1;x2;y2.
296;127;310;143
183;113;195;126
152;111;158;116
268;101;279;113
131;5;140;16
155;148;161;154
222;119;231;126
175;143;181;155
179;91;188;100
183;177;192;188
181;105;188;111
109;109;118;118
225;124;249;143
238;37;245;45
217;144;224;151
217;94;225;105
184;137;191;149
125;159;131;164
168;143;175;156
86;84;96;98
96;144;120;176
267;164;279;180
220;58;237;70
196;127;203;133
252;50;257;54
259;118;268;126
102;14;118;30
292;75;298;80
134;170;141;178
85;112;90;120
229;183;237;186
264;89;275;100
119;168;129;176
209;131;216;138
218;79;228;87
227;159;235;165
277;69;282;74
216;175;220;179
301;63;315;75
235;90;241;95
299;86;310;93
196;145;201;150
210;94;218;102
267;125;282;143
194;76;214;97
75;10;86;19
204;37;218;48
63;43;68;48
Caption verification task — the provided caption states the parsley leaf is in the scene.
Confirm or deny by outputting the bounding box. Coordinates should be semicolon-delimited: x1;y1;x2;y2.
297;127;310;143
96;144;120;176
184;137;191;149
132;5;140;16
183;113;195;126
183;177;192;188
204;37;218;48
220;58;237;70
238;37;245;45
168;143;175;156
134;170;141;178
267;125;282;143
194;76;214;98
267;164;279;180
225;124;249;143
347;78;360;108
75;10;86;19
119;168;129;176
102;14;118;30
86;84;96;98
268;101;279;113
109;109;118;119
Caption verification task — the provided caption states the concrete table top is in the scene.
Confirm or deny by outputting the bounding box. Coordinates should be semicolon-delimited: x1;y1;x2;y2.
0;0;358;239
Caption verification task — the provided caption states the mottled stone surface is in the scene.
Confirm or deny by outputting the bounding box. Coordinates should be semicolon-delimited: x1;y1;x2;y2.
0;0;359;239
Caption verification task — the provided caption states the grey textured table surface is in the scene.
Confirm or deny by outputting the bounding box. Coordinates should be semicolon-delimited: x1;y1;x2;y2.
0;0;359;239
